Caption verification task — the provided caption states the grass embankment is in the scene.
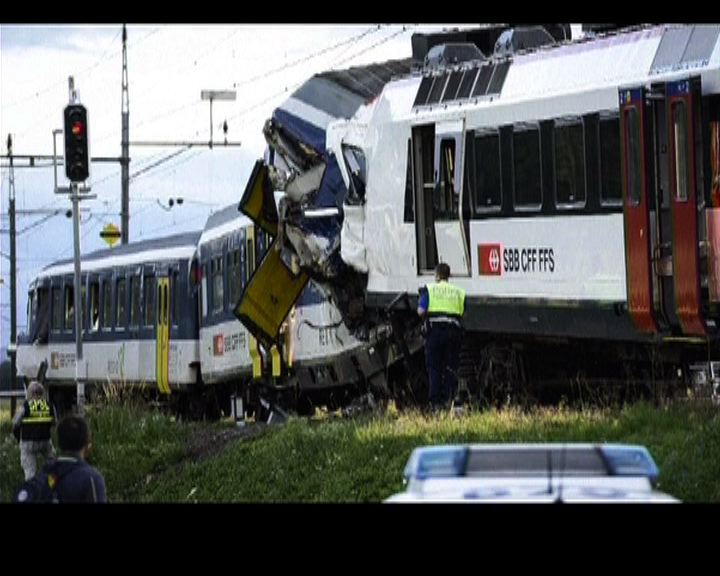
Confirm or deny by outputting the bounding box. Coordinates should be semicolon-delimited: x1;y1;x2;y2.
2;401;719;502
144;401;720;502
1;402;203;502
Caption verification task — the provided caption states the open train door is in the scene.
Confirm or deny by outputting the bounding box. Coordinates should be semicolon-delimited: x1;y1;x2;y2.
433;119;471;276
412;124;438;274
155;275;171;394
666;77;707;336
620;86;658;334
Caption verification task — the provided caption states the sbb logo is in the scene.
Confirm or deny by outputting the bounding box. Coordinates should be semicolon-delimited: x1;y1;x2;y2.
478;244;502;276
213;334;224;356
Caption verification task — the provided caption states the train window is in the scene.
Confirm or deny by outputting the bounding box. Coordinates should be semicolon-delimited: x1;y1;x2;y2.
342;145;367;204
116;278;126;330
28;291;34;330
404;139;415;222
239;242;247;286
624;107;642;206
90;282;99;332
672;100;689;202
81;284;86;332
130;275;141;328
51;287;62;331
554;120;586;207
64;285;74;331
513;126;542;209
102;281;112;330
473;131;502;211
33;287;49;343
227;249;242;308
599;115;622;205
144;276;155;327
246;238;255;278
434;139;457;219
212;256;224;314
201;264;208;320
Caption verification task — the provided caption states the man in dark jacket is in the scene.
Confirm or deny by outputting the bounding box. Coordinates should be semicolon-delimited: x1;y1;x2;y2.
46;414;107;503
12;381;56;479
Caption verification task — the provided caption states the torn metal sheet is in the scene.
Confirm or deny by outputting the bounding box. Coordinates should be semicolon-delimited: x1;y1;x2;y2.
234;237;310;349
285;163;326;203
235;58;416;342
238;159;278;236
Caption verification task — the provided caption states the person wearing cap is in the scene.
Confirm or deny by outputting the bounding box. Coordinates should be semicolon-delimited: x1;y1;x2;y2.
12;380;57;480
417;262;466;411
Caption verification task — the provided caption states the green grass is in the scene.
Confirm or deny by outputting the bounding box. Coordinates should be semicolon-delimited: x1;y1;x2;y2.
0;403;202;502
142;401;720;502
3;401;719;502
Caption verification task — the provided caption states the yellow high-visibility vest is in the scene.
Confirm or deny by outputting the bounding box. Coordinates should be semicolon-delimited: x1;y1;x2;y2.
426;282;465;318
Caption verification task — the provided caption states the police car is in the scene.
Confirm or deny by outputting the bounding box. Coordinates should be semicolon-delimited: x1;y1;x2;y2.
385;444;678;503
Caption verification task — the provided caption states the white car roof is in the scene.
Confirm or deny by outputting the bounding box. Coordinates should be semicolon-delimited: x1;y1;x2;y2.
386;443;678;503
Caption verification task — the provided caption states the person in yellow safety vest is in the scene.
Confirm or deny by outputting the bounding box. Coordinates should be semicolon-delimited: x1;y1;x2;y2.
12;381;57;480
417;262;466;410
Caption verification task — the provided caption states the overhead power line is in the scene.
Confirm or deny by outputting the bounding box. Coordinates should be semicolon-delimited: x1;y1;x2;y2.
232;25;382;89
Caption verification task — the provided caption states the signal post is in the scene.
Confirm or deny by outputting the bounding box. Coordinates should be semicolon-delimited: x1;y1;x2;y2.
56;77;95;415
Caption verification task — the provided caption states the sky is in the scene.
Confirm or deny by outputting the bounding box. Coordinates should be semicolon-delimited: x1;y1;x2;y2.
0;23;473;349
0;23;582;351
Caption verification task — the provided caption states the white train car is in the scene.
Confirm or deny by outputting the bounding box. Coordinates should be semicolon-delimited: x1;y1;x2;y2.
240;24;720;401
17;233;201;409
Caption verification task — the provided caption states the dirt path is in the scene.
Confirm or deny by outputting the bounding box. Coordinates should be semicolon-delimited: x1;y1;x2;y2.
184;421;269;464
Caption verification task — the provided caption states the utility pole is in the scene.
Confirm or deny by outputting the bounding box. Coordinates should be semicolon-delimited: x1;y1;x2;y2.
121;23;130;245
7;134;18;391
71;178;84;414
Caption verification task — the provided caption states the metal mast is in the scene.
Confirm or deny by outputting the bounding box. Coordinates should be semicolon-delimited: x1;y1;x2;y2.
7;134;17;390
121;23;130;244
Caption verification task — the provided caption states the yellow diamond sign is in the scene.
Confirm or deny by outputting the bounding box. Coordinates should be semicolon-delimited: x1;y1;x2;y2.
100;223;121;247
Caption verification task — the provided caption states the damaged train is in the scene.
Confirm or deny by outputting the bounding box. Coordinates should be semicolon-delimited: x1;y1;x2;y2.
15;203;382;418
236;23;720;403
16;24;720;416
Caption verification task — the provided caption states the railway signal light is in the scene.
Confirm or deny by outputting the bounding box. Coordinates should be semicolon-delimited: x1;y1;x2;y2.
64;104;90;182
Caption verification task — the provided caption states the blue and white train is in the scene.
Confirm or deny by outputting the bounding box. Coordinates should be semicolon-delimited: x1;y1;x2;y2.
16;201;386;417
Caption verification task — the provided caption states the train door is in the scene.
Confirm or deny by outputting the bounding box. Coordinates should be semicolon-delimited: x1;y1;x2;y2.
433;120;471;276
620;77;707;337
620;86;660;333
412;124;438;273
155;276;171;394
666;77;706;336
645;82;677;332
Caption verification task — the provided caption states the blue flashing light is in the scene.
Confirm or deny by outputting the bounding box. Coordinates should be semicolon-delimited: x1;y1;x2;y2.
404;446;468;481
601;445;660;485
